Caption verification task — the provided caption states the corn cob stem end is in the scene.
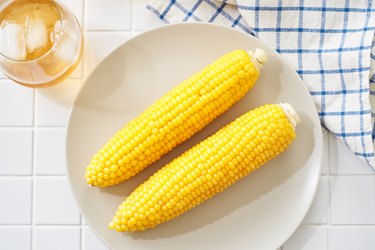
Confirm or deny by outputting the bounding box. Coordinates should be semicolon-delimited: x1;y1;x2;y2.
279;103;301;129
247;49;267;70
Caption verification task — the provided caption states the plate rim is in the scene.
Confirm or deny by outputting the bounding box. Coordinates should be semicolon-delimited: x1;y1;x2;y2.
66;22;323;250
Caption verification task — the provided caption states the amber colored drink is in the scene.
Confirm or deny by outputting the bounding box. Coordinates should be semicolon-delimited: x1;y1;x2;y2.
0;0;82;87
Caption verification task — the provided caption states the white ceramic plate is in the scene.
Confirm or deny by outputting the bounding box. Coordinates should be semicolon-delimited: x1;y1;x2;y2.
66;23;322;250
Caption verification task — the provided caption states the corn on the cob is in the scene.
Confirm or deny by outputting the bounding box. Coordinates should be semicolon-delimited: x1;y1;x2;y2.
109;103;300;232
85;49;267;187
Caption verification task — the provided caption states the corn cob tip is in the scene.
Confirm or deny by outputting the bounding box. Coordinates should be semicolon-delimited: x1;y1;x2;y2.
279;103;301;129
248;48;267;70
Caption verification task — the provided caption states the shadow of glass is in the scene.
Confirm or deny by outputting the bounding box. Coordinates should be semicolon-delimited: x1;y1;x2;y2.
77;44;163;116
75;47;129;112
38;78;82;107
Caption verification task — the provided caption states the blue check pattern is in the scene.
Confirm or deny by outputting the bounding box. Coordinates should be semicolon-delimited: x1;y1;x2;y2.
147;0;375;170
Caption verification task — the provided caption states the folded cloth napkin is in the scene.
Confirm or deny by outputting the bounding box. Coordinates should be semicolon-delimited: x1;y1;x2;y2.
147;0;375;170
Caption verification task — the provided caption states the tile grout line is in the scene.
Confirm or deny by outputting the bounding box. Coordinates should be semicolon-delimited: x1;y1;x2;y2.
327;132;332;250
0;126;68;129
0;175;68;179
82;0;87;31
31;87;36;250
0;224;88;227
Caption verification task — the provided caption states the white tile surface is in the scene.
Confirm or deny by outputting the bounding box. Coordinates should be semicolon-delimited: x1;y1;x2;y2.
0;129;33;175
59;0;84;25
83;32;132;77
34;178;80;224
330;227;375;250
132;0;164;31
34;227;80;250
0;0;374;249
35;128;67;175
302;176;329;224
0;80;33;126
0;178;32;224
330;176;375;224
329;134;374;175
82;226;109;250
85;0;131;31
283;226;328;250
0;226;31;250
35;80;82;126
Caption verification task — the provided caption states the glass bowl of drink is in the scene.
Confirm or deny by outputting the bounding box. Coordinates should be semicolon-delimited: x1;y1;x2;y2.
0;0;83;88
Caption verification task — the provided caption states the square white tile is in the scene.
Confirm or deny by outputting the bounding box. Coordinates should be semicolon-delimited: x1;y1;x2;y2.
0;129;33;175
59;0;84;25
35;79;82;126
330;176;375;224
0;80;33;126
0;226;31;250
283;226;328;250
82;226;109;250
132;0;163;31
302;176;329;224
34;226;80;250
83;32;132;77
329;134;374;175
85;0;131;31
35;128;67;175
0;178;32;224
330;227;375;250
34;178;80;224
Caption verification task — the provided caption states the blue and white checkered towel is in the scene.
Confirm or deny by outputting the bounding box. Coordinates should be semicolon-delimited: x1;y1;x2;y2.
147;0;375;170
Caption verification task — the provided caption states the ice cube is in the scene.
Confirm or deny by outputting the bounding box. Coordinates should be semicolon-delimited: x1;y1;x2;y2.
50;21;64;43
25;18;48;53
55;33;79;62
0;23;26;60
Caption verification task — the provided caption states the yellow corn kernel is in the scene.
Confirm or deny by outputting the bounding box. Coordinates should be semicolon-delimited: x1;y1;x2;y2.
85;49;267;187
109;104;300;232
